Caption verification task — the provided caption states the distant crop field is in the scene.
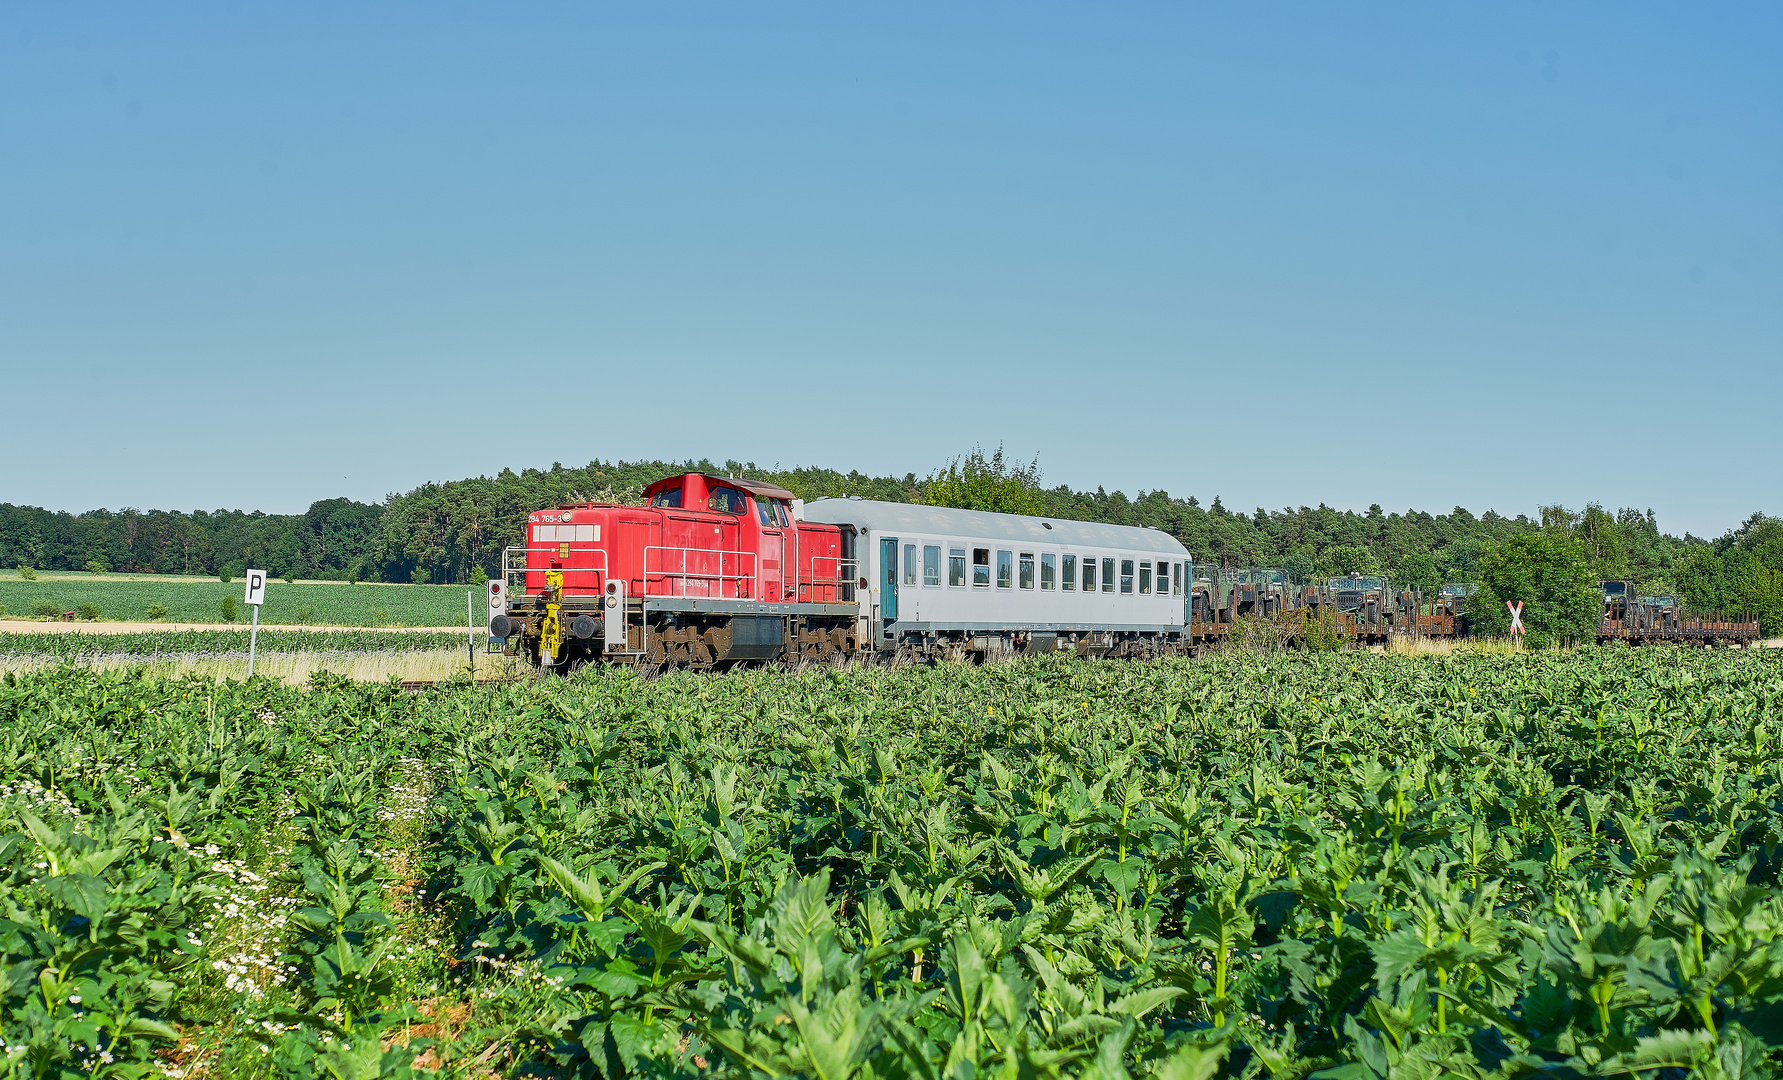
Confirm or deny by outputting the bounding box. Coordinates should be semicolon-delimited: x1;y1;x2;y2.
0;574;475;627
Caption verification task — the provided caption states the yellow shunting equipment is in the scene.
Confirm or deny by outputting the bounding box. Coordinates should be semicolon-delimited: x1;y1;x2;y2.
540;568;564;664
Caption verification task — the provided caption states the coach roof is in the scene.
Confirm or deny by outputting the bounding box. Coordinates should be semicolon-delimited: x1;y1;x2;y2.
801;499;1190;556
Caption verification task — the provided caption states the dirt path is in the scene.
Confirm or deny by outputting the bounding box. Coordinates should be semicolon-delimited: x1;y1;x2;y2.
0;621;469;635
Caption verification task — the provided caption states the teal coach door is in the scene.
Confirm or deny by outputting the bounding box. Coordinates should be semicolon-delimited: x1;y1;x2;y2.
880;538;899;630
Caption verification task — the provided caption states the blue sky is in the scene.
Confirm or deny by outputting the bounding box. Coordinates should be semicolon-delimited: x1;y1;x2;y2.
2;3;1777;536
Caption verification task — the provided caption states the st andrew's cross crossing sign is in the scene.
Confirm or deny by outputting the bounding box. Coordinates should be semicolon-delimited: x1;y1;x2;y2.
1507;599;1525;637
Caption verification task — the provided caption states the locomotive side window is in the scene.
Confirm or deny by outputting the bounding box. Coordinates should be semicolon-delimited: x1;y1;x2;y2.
1062;554;1076;591
1081;558;1096;592
1040;553;1055;590
950;548;967;587
903;544;916;586
1139;562;1152;594
1019;553;1034;589
1121;559;1135;594
1102;558;1116;592
650;487;683;508
924;545;941;586
707;486;746;515
756;498;777;527
996;551;1013;589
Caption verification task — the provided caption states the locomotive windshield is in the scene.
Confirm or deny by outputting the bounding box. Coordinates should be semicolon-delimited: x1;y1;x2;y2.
707;486;747;514
650;486;682;508
751;498;793;528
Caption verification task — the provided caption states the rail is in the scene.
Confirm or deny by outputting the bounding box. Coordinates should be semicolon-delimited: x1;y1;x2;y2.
502;546;609;597
644;545;759;599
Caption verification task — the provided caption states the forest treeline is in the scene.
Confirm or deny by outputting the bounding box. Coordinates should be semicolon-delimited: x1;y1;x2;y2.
2;452;1777;620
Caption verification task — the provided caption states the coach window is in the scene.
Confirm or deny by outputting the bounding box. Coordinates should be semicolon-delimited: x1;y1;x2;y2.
972;548;991;587
1019;553;1035;589
1118;559;1133;594
650;485;683;509
903;544;917;586
1081;558;1096;592
1139;562;1152;594
1102;558;1116;592
1061;554;1075;591
997;550;1013;588
950;548;967;587
1040;553;1055;590
924;545;942;586
1173;561;1182;595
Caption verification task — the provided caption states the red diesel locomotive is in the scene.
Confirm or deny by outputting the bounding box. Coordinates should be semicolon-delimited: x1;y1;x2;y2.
495;473;863;670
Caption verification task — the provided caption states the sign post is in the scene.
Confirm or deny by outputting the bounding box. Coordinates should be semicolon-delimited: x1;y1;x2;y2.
1507;599;1524;647
243;569;268;677
467;590;477;677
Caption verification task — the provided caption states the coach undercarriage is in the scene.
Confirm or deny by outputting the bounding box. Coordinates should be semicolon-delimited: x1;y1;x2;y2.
889;628;1187;663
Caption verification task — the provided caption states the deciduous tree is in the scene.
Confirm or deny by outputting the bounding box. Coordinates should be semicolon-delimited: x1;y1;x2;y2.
1466;530;1599;647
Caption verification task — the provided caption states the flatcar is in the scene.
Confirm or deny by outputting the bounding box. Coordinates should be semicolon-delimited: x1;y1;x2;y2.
496;472;1193;669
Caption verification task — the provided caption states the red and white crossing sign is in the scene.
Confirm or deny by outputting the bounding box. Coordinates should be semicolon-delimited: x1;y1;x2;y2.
1507;600;1525;637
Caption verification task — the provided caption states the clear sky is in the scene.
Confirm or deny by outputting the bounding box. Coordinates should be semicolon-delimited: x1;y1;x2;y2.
2;4;1778;536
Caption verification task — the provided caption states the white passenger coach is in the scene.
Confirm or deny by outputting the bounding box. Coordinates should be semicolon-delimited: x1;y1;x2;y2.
801;498;1193;660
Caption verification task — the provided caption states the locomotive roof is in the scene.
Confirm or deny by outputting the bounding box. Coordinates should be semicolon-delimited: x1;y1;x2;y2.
641;473;798;501
725;476;798;501
801;499;1190;556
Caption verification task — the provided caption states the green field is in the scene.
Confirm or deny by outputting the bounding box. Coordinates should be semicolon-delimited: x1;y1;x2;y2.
0;572;476;626
5;647;1783;1077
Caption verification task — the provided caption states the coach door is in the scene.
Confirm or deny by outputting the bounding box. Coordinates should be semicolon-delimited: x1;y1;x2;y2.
880;537;899;634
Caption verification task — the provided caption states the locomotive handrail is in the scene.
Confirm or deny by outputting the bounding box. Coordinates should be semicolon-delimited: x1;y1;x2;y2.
502;545;609;597
643;545;759;599
799;557;859;603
